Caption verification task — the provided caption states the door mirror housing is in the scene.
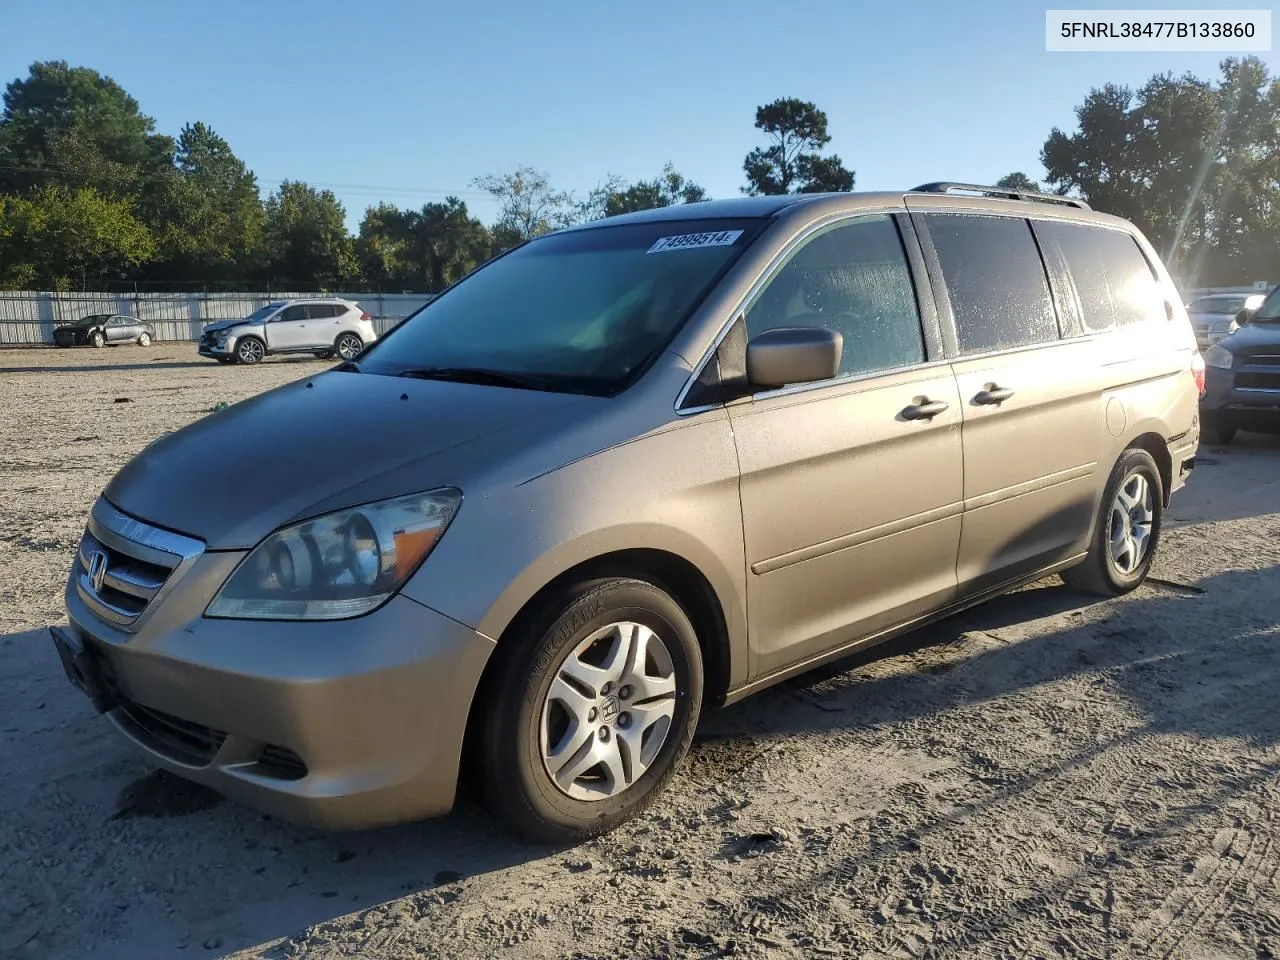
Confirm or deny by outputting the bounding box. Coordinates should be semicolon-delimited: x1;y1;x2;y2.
1235;307;1255;326
745;327;843;388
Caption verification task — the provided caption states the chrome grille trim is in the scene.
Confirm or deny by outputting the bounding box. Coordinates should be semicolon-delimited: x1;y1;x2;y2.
74;499;205;633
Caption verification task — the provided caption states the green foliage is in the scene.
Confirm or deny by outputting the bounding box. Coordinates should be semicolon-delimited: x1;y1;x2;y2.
742;98;854;195
262;181;357;288
579;164;708;221
472;166;576;240
995;172;1042;193
356;197;491;292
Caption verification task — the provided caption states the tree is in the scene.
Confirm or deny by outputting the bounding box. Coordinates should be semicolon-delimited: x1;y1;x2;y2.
0;185;154;288
357;198;492;292
579;163;708;220
472;166;575;240
742;98;854;195
995;172;1042;193
0;61;173;199
262;181;356;288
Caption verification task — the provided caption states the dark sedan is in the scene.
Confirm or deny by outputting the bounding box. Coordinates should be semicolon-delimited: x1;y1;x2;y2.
53;314;154;348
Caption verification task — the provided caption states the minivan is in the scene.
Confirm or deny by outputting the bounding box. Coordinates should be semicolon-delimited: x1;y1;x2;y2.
50;183;1202;842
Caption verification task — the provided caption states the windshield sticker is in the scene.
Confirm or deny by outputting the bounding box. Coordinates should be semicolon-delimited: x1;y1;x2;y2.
647;230;744;254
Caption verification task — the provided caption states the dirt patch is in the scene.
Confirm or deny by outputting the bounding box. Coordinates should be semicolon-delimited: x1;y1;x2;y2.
1;344;1279;959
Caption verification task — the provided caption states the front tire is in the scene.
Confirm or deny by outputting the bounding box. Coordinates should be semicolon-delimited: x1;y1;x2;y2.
1201;412;1236;445
1061;448;1163;597
478;578;703;843
89;331;105;348
235;337;265;365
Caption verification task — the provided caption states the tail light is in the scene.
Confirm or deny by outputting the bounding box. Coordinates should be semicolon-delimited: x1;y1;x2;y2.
1191;351;1206;397
360;311;372;322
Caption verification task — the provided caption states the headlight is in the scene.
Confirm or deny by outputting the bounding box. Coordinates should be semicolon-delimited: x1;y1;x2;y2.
206;488;461;620
1204;343;1234;370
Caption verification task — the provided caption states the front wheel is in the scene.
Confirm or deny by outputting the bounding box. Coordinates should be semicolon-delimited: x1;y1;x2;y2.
235;337;265;365
1061;448;1164;597
478;578;703;843
89;331;105;348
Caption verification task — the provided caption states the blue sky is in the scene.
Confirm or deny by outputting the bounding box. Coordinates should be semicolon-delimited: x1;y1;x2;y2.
2;0;1275;230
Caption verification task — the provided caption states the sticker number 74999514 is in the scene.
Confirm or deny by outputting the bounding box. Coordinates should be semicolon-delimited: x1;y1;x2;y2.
646;230;744;254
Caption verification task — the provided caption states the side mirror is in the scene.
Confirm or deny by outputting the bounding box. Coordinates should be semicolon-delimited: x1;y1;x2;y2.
1235;307;1255;326
745;326;842;388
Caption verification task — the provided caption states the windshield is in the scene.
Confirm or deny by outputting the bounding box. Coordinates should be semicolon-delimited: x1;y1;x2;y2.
357;219;765;395
243;303;283;323
1189;296;1248;314
1253;287;1280;322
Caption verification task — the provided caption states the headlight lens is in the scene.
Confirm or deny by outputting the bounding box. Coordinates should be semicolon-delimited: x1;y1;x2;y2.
1204;343;1234;370
206;488;461;620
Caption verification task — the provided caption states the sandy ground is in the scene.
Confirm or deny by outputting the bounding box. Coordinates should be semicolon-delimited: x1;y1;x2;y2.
2;343;1279;960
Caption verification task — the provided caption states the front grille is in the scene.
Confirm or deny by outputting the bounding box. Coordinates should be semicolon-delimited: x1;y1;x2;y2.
115;697;228;765
74;500;203;632
257;745;308;780
1240;352;1280;367
1235;371;1280;391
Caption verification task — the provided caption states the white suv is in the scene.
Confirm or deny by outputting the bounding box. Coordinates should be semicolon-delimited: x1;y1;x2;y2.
198;298;378;365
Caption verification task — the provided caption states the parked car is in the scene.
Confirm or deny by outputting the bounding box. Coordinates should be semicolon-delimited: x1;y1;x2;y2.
1186;292;1265;349
197;298;377;365
50;182;1201;843
53;313;153;348
1200;285;1280;443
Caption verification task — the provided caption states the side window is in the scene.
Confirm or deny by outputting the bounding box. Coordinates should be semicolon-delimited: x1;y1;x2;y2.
743;215;925;380
307;304;339;319
923;214;1059;354
107;317;126;327
1035;221;1165;332
276;305;306;323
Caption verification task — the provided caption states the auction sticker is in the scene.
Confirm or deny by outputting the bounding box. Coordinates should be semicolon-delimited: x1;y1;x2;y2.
647;230;744;253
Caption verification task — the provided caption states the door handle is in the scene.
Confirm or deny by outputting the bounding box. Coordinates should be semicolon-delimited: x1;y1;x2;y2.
902;398;950;421
974;385;1015;405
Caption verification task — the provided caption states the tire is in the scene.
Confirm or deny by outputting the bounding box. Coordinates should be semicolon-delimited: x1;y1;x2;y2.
1061;448;1164;597
315;350;334;361
477;577;704;843
215;357;236;365
235;337;265;365
137;332;151;347
89;331;105;348
335;332;363;361
1201;412;1236;446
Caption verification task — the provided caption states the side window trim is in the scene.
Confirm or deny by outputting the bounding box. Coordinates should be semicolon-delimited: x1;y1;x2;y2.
676;209;937;414
1027;218;1083;339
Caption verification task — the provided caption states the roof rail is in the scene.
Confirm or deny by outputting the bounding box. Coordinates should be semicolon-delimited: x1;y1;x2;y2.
910;181;1091;210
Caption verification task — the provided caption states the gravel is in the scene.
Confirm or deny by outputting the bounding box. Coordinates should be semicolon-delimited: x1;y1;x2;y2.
2;344;1279;959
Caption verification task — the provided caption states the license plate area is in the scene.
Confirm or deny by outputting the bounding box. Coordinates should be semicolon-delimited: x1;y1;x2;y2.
49;625;118;713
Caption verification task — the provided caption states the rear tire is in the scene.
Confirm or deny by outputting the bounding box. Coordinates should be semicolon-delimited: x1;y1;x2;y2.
335;333;363;361
477;578;703;843
235;337;265;365
1061;448;1163;597
1201;412;1236;445
137;332;151;347
315;350;334;361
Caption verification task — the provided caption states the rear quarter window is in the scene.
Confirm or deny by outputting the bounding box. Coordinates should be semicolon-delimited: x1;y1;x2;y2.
922;213;1059;355
1035;221;1165;332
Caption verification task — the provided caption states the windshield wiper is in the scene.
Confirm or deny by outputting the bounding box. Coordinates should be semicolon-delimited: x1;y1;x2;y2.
394;366;567;392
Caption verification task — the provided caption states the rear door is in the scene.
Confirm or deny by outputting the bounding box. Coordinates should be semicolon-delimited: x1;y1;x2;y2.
305;303;343;346
726;212;965;679
912;210;1102;597
265;304;311;350
105;316;134;343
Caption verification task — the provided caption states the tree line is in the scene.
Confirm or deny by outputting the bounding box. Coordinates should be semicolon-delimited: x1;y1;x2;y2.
0;58;1276;292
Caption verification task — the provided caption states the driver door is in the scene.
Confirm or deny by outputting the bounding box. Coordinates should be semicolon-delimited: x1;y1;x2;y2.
728;214;964;679
105;317;132;343
266;304;311;351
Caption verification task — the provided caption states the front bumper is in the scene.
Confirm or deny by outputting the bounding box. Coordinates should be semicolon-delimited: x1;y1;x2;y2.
1202;366;1280;430
54;530;495;830
197;341;233;358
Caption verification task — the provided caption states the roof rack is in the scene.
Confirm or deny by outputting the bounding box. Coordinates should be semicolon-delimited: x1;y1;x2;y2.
910;181;1091;210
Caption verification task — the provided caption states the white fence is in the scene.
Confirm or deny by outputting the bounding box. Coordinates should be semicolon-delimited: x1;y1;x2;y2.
0;291;437;346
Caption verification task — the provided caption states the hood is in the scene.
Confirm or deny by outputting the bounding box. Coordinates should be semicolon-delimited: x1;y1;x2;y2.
202;318;252;334
104;371;593;549
1219;320;1280;353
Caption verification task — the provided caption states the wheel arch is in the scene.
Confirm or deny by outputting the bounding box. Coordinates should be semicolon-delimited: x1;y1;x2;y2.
1124;430;1173;507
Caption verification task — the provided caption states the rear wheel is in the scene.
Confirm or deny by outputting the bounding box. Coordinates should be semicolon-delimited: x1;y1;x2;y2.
1061;448;1163;597
137;332;151;347
478;578;703;843
1201;412;1236;445
315;350;334;361
235;337;265;365
335;333;363;361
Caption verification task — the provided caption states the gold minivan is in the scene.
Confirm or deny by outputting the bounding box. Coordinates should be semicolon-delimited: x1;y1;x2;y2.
51;183;1202;842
